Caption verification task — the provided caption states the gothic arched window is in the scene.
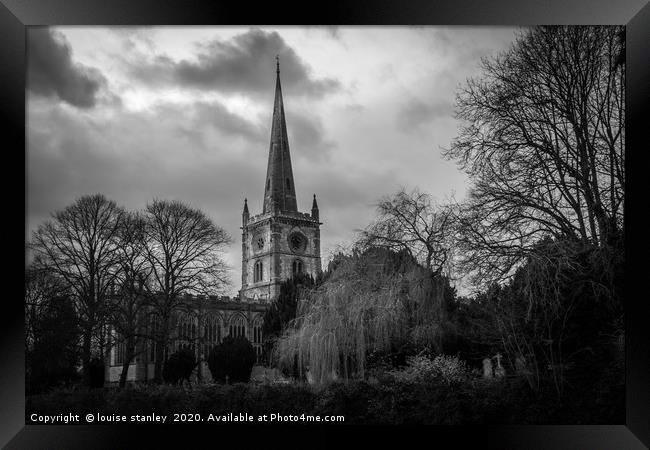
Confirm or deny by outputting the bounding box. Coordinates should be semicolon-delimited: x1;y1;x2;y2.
203;315;221;360
254;261;264;282
252;319;262;344
229;315;247;339
114;330;125;365
177;314;197;353
292;259;303;275
286;178;291;190
251;316;263;363
149;315;160;362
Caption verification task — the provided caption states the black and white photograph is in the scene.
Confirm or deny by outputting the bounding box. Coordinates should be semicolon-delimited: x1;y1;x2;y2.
23;24;628;427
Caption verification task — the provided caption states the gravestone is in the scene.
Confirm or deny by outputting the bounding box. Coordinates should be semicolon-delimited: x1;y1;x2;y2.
482;358;493;379
515;355;527;373
494;353;506;378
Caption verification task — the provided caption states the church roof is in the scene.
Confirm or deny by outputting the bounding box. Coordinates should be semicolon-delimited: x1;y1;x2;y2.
262;57;298;214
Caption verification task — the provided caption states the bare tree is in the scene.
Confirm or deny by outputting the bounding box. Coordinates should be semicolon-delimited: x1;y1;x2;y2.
444;26;624;287
142;199;231;383
107;211;153;388
29;194;125;386
358;188;454;276
187;295;216;383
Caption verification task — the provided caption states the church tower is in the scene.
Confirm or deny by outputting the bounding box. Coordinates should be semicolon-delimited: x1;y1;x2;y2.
240;57;322;302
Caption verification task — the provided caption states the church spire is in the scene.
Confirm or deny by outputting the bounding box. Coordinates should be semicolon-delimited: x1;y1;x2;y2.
263;56;298;214
311;194;319;221
242;198;249;225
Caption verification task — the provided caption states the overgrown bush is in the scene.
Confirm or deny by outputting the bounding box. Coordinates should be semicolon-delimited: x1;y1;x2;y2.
390;354;470;385
208;336;256;383
163;348;197;385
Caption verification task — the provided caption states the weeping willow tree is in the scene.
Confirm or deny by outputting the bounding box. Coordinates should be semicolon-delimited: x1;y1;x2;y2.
273;248;457;384
405;270;458;353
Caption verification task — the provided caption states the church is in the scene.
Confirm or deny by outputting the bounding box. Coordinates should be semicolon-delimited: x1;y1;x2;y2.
240;58;322;301
106;59;322;383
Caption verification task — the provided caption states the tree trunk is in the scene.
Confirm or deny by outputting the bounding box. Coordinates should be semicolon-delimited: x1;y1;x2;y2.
153;317;169;383
119;338;136;388
153;338;164;383
82;327;92;387
119;356;131;388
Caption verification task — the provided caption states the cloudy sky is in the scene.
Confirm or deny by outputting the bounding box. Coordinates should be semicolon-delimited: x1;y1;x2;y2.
27;26;519;296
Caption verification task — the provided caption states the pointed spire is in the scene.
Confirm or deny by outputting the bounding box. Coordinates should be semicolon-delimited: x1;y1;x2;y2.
311;194;319;221
263;56;297;214
242;198;249;224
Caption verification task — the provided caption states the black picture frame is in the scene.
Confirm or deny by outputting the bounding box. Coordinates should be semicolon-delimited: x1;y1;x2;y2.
3;0;648;448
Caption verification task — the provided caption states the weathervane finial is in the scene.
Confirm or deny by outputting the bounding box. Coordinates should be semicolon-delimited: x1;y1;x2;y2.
276;55;280;74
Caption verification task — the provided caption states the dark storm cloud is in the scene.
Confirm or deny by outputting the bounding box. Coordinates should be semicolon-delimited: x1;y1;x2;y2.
27;107;123;230
175;101;267;148
27;28;107;108
130;29;341;98
396;98;454;132
169;100;335;160
27;99;265;237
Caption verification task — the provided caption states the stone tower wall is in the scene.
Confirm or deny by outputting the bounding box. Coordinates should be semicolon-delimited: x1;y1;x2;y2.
241;212;320;302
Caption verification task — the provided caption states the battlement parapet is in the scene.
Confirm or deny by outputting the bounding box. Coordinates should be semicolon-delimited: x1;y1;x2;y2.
247;210;318;225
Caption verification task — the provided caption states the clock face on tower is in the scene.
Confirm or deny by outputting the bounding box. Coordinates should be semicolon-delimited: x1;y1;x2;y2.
288;232;307;253
253;235;265;254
